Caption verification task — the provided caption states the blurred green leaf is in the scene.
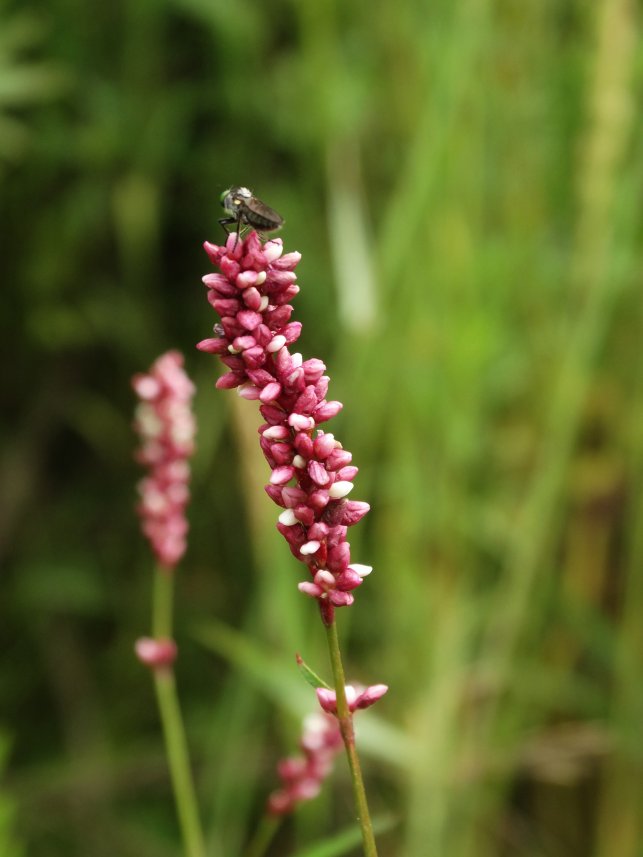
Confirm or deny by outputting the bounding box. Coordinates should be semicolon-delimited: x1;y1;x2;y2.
290;814;397;857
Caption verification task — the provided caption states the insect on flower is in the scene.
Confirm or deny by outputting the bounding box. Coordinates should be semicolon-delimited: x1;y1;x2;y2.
219;186;284;247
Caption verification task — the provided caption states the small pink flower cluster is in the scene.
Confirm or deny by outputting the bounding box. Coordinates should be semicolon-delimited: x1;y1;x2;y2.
197;232;371;624
316;683;389;715
135;636;178;670
132;350;196;570
267;712;343;815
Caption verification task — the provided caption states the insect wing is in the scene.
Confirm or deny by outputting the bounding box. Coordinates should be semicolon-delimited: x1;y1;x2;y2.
245;195;284;229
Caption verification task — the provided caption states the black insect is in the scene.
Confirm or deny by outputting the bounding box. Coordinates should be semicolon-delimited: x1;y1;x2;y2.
219;186;284;246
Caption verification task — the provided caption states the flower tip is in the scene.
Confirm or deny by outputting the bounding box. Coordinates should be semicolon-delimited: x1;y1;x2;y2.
263;239;284;263
237;383;261;400
135;636;178;669
278;508;298;526
203;241;223;264
298;581;321;597
270;465;295;486
316;688;337;714
357;683;389;709
299;540;321;556
349;563;373;578
131;375;160;400
266;334;287;353
328;480;354;500
370;683;389;698
225;232;242;255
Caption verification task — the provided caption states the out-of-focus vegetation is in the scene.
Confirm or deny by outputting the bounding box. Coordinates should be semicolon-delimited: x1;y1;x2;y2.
1;0;642;855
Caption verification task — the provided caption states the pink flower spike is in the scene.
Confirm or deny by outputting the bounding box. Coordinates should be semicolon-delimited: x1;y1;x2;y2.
267;712;342;816
198;231;375;613
132;351;195;570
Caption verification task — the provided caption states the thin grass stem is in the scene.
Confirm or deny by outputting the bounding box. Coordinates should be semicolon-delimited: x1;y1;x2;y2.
325;618;379;857
152;567;207;857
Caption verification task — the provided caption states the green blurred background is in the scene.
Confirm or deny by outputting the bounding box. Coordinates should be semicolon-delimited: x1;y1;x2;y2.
2;0;642;855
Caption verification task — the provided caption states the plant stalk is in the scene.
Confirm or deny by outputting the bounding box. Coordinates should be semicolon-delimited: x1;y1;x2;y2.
325;618;379;857
152;567;207;857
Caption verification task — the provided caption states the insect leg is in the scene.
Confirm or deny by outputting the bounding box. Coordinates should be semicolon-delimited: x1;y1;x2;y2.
218;217;236;235
218;215;244;249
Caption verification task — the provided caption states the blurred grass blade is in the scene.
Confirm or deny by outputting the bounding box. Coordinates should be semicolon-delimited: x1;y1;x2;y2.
290;814;397;857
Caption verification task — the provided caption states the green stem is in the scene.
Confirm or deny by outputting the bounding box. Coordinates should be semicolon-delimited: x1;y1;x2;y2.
151;567;206;857
153;564;174;639
243;814;280;857
325;619;379;857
